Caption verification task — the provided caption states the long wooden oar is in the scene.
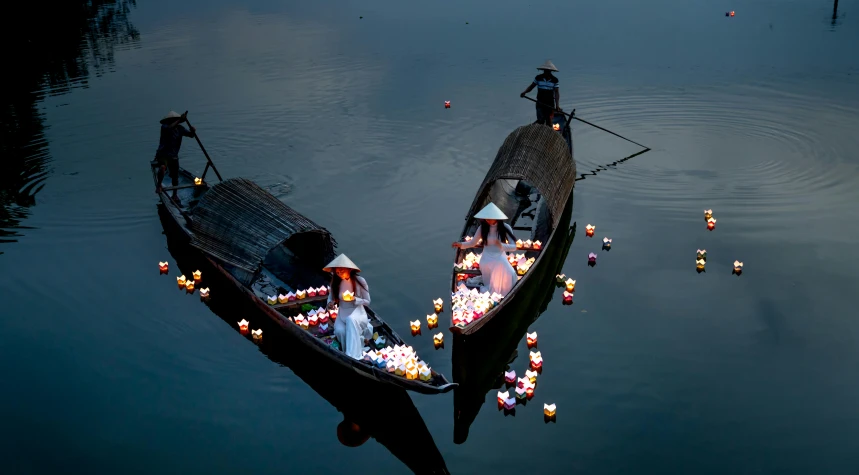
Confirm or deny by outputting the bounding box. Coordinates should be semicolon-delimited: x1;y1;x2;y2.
522;95;650;150
183;112;223;182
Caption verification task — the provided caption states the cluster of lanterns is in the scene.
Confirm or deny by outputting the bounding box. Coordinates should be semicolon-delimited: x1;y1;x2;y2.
236;319;263;340
496;330;556;421
555;274;575;305
267;286;329;306
451;284;504;328
698;210;744;275
515;239;542;250
454;252;481;272
293;305;338;332
508;253;537;276
171;267;210;300
705;209;716;231
362;344;434;382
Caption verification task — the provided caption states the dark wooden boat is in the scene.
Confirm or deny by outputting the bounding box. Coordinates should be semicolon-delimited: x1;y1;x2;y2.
453;221;577;443
152;161;455;394
450;120;576;335
158;220;450;474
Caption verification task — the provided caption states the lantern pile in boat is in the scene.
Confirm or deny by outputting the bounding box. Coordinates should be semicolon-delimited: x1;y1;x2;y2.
454;252;482;271
293;305;335;331
507;253;536;275
451;284;504;327
365;344;434;381
269;286;329;305
515;239;542;250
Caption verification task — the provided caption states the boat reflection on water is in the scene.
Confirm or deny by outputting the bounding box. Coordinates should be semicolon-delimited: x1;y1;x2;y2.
452;197;576;444
158;205;450;475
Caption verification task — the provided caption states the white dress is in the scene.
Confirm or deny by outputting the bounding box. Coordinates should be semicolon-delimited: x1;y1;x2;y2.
459;223;518;296
328;276;373;360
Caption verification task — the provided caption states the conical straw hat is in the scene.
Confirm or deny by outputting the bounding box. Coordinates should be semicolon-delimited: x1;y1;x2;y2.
160;110;182;124
474;202;509;220
323;254;361;272
537;60;558;72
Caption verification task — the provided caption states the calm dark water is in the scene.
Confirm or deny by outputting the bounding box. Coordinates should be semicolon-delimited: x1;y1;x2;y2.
3;0;859;473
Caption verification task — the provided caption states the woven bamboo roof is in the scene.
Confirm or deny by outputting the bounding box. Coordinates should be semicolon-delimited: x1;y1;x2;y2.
188;178;336;275
466;124;576;229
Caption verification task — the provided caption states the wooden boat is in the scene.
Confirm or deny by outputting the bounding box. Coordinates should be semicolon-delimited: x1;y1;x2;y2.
450;121;576;335
152;161;456;394
453;222;577;443
159;223;450;474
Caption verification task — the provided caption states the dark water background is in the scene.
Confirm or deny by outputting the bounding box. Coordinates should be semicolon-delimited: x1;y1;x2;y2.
2;0;859;473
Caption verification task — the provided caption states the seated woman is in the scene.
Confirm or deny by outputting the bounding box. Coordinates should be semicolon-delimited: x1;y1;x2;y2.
324;254;373;360
452;202;519;296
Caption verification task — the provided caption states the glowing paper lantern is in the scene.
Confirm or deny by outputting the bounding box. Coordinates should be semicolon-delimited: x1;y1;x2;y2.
308;314;319;326
252;329;262;340
194;177;202;186
410;320;421;332
588;252;597;265
505;370;516;384
342;290;355;302
565;278;576;292
696;259;706;271
278;293;289;304
533;240;542;250
602;237;612;249
318;286;328;296
286;291;296;302
238;319;249;331
516;239;524;249
419;367;432;381
529;350;543;369
697;249;707;260
503;397;516;410
307;287;317;297
563;291;574;304
704;209;713;220
433;332;444;346
427;313;438;327
544;403;556;417
267;295;277;305
177;275;187;286
525;369;538;384
523;240;533;249
498;390;509;404
199;288;210;299
296;289;307;300
433;298;443;313
444;100;451;109
527;332;538;347
585;224;595;237
185;280;195;292
159;261;168;273
707;217;716;230
193;270;202;281
515;386;527;399
733;260;744;273
553;123;560;131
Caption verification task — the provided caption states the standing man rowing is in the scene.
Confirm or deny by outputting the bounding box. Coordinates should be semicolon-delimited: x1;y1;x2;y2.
154;110;196;205
520;60;562;126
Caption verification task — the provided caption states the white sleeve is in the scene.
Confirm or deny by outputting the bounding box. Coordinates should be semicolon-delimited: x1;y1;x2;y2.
501;223;518;252
458;226;482;249
354;277;371;306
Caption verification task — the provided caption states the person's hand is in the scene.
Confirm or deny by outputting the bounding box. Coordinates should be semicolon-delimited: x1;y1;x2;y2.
452;242;461;249
520;92;526;98
189;125;196;133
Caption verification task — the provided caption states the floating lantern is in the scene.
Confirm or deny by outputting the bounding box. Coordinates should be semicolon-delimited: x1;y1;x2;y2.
503;397;516;410
159;261;169;273
307;287;317;297
562;291;573;304
427;313;438;328
533;240;542;250
444;100;451;109
516;239;524;249
433;332;444;346
525;369;538;384
530;351;543;369
410;320;421;332
318;286;328;296
526;332;538;347
252;329;262;340
704;209;713;220
433;298;443;313
505;370;516;384
177;275;186;287
565;278;576;292
525;385;535;398
286;291;296;302
727;11;735;17
696;259;706;271
555;273;566;283
185;280;195;292
553;122;560;131
193;270;202;281
544;403;556;417
733;260;743;275
238;319;249;331
707;217;716;231
498;390;509;404
515;386;527;399
342;290;355;302
697;249;707;260
602;237;612;250
199;288;210;299
585;224;595;237
588;252;597;265
296;289;307;300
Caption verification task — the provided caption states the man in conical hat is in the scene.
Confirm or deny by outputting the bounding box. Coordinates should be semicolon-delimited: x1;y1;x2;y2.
520;60;562;126
154;110;196;205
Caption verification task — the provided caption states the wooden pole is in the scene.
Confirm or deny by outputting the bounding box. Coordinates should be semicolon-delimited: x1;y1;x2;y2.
184;114;223;182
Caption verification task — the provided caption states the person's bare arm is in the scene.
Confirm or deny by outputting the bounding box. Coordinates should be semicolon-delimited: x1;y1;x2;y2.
520;82;536;97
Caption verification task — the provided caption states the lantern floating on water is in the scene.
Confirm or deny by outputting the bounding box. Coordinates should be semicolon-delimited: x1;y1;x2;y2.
555;273;566;283
433;298;443;313
505;370;516;384
602;237;612;250
526;332;538;348
342;290;355;302
252;329;262;340
444;100;451;109
563;291;574;304
525;369;539;384
565;278;576;292
530;350;543;369
199;288;210;299
696;259;706;271
427;313;438;327
194;177;202;186
238;319;249;331
588;252;597;265
193;270;202;281
497;390;509;404
553;122;560;131
585;224;595;237
544;403;556;417
733;260;743;275
704;209;713;220
533;240;542;250
159;261;169;273
433;332;444;346
410;320;421;332
503;397;516;411
185;280;195;292
177;275;187;287
707;217;716;231
697;249;707;260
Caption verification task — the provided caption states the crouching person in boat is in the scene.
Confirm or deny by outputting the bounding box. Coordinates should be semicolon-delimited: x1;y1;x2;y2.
324;254;373;360
452;202;519;296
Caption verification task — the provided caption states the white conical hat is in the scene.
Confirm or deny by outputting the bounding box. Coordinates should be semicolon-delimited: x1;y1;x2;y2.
474;202;509;220
160;110;182;124
323;254;361;272
537;60;558;72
